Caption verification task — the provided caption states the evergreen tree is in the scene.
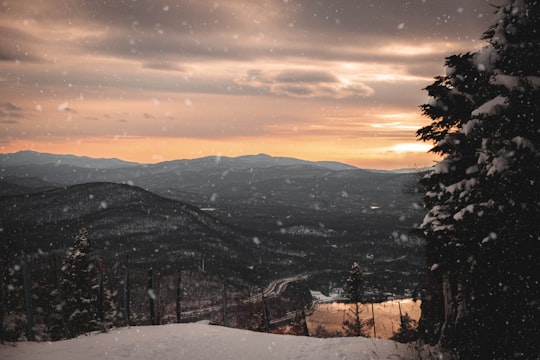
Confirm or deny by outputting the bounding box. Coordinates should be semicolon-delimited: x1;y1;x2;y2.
29;255;62;341
417;1;540;358
61;226;99;337
391;312;417;343
48;252;70;340
95;258;119;331
1;259;27;341
342;262;367;337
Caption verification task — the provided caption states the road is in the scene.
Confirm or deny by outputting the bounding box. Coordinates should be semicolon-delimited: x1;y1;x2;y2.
173;273;309;323
247;274;309;302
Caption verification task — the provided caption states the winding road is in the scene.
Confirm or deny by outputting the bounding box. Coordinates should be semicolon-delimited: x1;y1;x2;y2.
176;273;309;322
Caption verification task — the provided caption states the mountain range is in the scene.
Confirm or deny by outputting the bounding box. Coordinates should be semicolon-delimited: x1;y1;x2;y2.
0;150;357;171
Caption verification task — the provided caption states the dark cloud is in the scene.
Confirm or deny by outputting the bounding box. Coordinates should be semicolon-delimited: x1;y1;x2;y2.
0;102;24;124
2;0;498;64
142;61;186;72
77;1;239;33
0;26;44;63
1;119;19;124
236;69;373;99
274;70;338;84
1;102;23;111
287;0;498;40
2;0;497;40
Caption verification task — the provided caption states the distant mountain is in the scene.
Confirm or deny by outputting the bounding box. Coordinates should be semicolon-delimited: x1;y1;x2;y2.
0;150;423;215
0;150;425;231
0;150;138;169
0;150;425;240
0;151;359;170
234;153;358;171
0;176;57;195
0;182;258;280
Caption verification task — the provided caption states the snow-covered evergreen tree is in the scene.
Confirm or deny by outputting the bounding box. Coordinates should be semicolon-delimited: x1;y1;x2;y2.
61;226;99;337
97;259;120;331
417;0;540;358
1;260;27;342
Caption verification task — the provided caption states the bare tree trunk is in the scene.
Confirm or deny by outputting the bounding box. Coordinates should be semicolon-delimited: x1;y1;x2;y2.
97;258;105;331
301;309;309;336
176;270;181;323
22;255;34;341
440;273;456;346
123;255;130;327
53;254;70;339
0;274;4;344
156;271;161;325
148;268;156;325
371;302;377;338
262;293;270;333
222;281;228;327
354;302;361;336
0;254;8;344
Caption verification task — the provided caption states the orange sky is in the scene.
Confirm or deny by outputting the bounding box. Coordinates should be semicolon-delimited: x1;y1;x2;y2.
0;0;497;169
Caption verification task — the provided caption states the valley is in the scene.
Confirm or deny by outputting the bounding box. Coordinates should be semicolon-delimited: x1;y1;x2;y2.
0;151;427;328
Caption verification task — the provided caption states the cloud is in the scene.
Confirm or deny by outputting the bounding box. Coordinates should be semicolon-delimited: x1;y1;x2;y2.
273;70;339;83
385;143;433;153
1;119;18;124
236;69;374;99
285;0;494;41
0;102;25;122
5;0;494;43
57;102;76;112
0;0;499;168
0;101;25;126
1;102;23;112
142;62;186;72
0;26;44;63
1;0;495;67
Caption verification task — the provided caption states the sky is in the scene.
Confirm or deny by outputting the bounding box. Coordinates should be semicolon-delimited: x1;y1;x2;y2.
0;0;500;169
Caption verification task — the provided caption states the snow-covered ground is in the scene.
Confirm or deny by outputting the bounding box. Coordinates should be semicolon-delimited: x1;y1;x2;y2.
1;321;434;360
310;290;346;303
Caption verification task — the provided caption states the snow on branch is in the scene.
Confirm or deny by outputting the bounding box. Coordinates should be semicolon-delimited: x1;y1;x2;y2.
512;136;536;152
490;73;540;90
471;96;507;117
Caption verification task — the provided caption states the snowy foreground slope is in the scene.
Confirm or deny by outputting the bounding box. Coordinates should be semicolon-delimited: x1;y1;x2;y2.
1;322;435;360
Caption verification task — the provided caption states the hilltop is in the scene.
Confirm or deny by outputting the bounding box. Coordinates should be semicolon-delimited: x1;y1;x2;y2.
0;322;441;360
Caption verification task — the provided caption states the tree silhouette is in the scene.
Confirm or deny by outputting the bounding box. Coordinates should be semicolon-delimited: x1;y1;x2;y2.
342;262;367;337
391;312;417;343
61;226;99;337
417;0;540;358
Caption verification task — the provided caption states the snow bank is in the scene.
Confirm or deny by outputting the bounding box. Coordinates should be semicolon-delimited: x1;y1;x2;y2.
1;322;424;360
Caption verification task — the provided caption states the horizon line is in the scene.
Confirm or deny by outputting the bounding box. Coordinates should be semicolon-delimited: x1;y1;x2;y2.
1;149;432;172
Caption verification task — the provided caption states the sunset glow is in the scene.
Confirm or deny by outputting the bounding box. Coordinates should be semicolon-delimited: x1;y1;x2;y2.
0;0;496;169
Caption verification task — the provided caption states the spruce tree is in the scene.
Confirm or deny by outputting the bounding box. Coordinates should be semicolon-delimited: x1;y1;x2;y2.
417;0;540;358
342;262;366;337
391;312;417;343
61;226;99;337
